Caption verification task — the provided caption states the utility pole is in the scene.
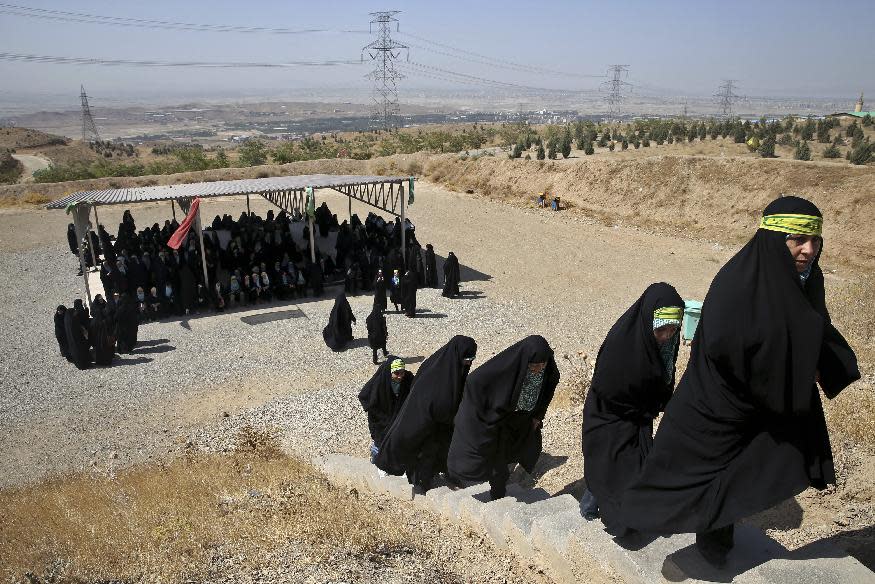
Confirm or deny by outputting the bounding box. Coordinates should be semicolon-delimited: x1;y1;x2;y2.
715;80;740;117
602;65;630;118
80;85;100;143
362;11;408;131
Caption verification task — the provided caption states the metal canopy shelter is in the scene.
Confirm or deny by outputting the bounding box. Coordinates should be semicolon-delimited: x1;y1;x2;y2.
47;173;414;307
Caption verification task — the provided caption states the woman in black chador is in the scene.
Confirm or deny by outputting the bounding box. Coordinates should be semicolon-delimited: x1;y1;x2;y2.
442;251;461;298
366;299;389;365
373;269;388;313
64;305;92;370
619;196;859;567
447;335;559;500
359;357;413;464
115;294;139;354
90;306;117;366
54;305;70;360
424;244;438;287
322;293;356;351
375;336;477;493
580;282;684;536
400;269;418;318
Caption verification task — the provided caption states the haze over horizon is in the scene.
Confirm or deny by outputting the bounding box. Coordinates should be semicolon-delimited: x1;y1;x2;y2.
1;0;873;113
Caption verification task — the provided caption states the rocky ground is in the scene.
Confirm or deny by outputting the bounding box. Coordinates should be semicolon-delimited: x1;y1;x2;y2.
0;181;872;578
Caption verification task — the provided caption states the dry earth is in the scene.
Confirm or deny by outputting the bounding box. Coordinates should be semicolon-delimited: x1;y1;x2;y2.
0;164;873;579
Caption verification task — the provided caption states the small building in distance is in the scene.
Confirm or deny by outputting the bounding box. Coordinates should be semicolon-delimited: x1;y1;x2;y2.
828;92;875;120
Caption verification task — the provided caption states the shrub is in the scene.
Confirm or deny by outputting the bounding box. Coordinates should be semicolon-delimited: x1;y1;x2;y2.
849;140;872;165
759;136;776;158
863;113;873;127
237;140;268;167
584;142;594;155
536;144;545;160
794;140;811;161
822;143;841;159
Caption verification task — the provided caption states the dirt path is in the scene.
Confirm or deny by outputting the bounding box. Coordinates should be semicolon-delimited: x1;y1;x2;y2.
11;153;51;182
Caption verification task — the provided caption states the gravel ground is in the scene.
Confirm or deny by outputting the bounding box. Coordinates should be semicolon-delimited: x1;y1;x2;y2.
1;181;872;574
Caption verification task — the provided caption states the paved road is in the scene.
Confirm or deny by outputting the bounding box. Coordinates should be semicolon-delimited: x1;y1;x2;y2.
12;154;51;182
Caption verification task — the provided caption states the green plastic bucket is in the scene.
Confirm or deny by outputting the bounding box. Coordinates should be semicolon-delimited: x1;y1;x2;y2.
683;300;703;342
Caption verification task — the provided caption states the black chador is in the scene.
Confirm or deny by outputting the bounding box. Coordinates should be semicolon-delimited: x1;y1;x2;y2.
322;293;356;351
373;271;388;313
90;308;117;366
64;307;92;370
442;252;461;298
447;335;559;500
54;305;70;360
619;196;859;565
400;270;418;318
115;294;139;354
358;357;413;447
424;244;438;287
582;282;683;536
365;299;389;364
375;336;477;491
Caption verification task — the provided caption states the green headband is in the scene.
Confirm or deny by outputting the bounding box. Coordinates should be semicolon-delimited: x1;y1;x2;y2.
759;213;822;236
654;307;683;321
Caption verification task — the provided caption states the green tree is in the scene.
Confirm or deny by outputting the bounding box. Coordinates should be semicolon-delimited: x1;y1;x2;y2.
733;126;746;143
621;137;629;150
800;119;815;141
863;113;873;127
794;140;811;161
608;141;616;152
816;121;831;143
759;136;776;158
237;140;268;166
822;143;841;159
846;121;858;138
849;139;872;165
584;142;595;155
536;144;546;160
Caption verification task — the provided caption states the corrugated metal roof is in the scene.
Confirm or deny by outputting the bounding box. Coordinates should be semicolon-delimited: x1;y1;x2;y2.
46;174;411;209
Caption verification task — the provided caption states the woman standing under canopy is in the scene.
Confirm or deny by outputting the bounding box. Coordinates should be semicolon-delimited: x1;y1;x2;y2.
580;282;684;536
373;269;388;313
359;358;413;466
375;336;478;493
619;195;860;567
322;293;356;351
447;335;559;500
54;305;70;360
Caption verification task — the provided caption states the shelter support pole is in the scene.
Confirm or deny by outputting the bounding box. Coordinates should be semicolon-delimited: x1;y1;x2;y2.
348;195;352;221
171;199;176;221
400;184;406;262
309;217;316;265
75;206;94;308
247;194;251;216
92;204;100;229
196;201;209;289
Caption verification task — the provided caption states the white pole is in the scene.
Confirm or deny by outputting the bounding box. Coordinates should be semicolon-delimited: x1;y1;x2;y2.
196;201;209;288
400;183;406;262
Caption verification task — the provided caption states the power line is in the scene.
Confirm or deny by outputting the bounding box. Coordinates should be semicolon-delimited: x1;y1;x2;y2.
398;31;602;79
0;52;362;68
402;61;582;94
0;3;366;34
362;11;408;130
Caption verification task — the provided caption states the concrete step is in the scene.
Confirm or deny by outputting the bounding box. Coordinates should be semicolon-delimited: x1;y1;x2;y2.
479;486;552;548
438;483;492;520
502;494;579;559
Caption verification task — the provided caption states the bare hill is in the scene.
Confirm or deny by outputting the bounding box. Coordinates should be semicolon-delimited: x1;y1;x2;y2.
0;127;68;150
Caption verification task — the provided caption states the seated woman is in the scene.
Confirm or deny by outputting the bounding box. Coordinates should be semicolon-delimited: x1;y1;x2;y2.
375;336;477;493
359;358;413;467
618;196;860;567
147;286;161;318
213;282;226;312
580;282;683;536
260;272;272;302
447;335;559;500
228;276;242;305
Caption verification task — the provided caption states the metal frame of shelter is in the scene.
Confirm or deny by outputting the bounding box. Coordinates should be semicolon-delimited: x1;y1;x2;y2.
47;174;414;307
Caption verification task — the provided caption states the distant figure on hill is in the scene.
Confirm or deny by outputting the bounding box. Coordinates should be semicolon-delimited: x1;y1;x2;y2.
580;282;684;535
619;196;860;567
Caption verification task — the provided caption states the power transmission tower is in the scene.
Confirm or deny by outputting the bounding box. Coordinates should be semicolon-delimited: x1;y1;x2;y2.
80;84;100;143
602;65;630;117
715;80;740;117
362;11;408;131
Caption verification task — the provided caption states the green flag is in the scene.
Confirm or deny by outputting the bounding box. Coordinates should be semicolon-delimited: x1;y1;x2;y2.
408;177;415;205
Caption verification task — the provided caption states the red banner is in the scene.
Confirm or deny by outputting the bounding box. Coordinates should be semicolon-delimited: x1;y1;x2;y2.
167;197;201;250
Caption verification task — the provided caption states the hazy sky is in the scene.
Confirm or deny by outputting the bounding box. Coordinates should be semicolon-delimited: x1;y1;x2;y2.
1;0;873;109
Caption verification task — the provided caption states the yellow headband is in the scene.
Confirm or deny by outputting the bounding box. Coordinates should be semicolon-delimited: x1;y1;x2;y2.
759;213;822;236
654;307;683;321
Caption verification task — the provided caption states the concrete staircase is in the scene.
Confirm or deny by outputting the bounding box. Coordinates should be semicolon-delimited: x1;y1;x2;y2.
313;454;875;584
